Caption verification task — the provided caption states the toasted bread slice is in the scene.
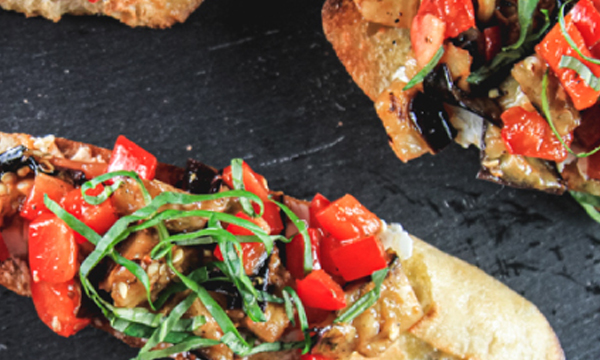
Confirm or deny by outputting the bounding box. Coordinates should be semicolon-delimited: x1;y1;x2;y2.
0;0;205;28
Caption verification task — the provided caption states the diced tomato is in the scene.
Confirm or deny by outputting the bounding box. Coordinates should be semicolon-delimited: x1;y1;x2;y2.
320;235;343;277
483;26;502;62
20;173;74;221
286;228;322;279
224;211;270;236
500;107;572;162
314;194;381;242
570;0;600;55
330;236;388;282
222;161;269;201
296;270;347;311
107;135;157;180
300;354;332;360
51;158;108;180
31;279;90;337
29;213;78;284
303;306;332;327
536;16;600;110
439;0;476;38
309;193;331;230
0;233;10;262
60;185;118;244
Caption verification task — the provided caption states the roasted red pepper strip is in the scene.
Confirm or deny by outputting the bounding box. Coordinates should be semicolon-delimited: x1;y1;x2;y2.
0;233;10;262
536;13;600;110
319;235;343;278
300;354;333;360
31;279;90;337
330;235;388;282
29;213;78;284
314;194;381;241
20;173;73;221
286;228;322;279
570;0;600;57
296;269;347;311
500;106;572;162
106;135;157;180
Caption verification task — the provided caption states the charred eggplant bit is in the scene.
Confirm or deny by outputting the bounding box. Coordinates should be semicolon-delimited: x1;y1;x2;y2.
0;134;419;360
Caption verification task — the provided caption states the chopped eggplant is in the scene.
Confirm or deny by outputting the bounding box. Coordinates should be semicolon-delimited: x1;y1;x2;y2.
423;64;503;124
408;91;456;153
451;28;486;69
182;159;222;194
0;146;43;177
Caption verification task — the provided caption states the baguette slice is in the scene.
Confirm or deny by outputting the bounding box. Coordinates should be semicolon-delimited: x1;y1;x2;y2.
0;0;205;28
0;132;564;360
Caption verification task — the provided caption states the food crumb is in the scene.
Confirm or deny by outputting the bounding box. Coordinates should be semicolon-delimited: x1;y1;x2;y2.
23;99;28;104
338;121;343;127
186;145;192;151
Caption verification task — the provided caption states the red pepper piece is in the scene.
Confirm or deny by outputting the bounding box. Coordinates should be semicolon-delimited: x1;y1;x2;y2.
314;194;381;242
214;211;270;274
300;355;333;360
438;0;475;39
31;279;90;337
411;12;446;68
107;135;157;180
223;161;283;234
29;213;78;284
286;228;322;279
61;185;119;244
222;161;269;200
296;270;347;311
309;193;331;230
500;107;572;162
536;17;600;110
20;173;74;221
570;0;600;55
320;235;343;278
0;233;10;262
330;235;388;282
483;26;502;62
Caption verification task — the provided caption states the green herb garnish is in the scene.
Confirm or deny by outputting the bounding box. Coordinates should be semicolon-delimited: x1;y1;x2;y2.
504;0;542;51
271;198;313;275
334;267;389;324
231;158;261;218
570;191;600;223
404;46;445;90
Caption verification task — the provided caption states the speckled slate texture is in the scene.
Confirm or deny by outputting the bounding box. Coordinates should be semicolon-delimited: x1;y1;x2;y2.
0;0;598;359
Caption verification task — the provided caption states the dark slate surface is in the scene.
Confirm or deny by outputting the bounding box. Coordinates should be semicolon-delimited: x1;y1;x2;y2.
0;0;598;359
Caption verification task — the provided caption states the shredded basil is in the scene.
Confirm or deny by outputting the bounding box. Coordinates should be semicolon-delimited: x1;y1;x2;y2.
570;191;600;223
541;70;600;158
231;158;261;218
138;338;221;360
504;0;542;51
271;198;312;275
558;2;600;66
334;267;390;324
282;286;311;354
559;56;600;90
403;46;445;90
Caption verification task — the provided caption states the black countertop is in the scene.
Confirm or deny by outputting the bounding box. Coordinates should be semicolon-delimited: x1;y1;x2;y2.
0;1;598;359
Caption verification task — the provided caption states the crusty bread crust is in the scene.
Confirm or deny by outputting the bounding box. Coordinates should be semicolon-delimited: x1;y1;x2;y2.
0;0;205;28
0;132;564;360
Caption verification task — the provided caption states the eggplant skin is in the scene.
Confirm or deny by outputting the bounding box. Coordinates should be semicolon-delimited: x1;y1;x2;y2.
409;91;456;154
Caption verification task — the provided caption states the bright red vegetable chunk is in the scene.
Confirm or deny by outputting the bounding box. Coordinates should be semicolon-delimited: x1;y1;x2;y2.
0;233;10;262
309;193;331;230
411;13;446;68
223;161;283;235
300;354;333;360
107;135;157;180
319;235;343;277
571;0;600;57
31;279;90;337
214;211;270;274
536;13;600;110
286;228;322;279
20;173;74;221
500;106;572;162
61;185;118;244
483;26;501;62
315;194;381;242
330;235;388;282
296;270;347;311
29;213;79;284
